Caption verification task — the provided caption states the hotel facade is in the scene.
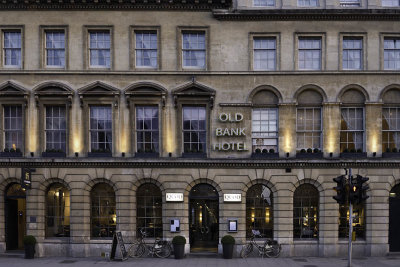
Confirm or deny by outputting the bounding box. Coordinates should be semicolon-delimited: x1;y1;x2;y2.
1;0;400;258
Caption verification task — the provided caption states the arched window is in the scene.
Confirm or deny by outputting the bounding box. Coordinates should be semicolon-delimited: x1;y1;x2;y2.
45;183;70;237
382;88;400;152
296;89;323;151
251;89;279;153
90;183;116;238
246;184;273;238
137;183;162;238
293;184;319;239
339;202;365;239
340;88;366;152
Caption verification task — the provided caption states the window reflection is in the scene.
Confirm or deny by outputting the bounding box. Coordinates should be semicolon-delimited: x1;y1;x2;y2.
46;183;70;237
90;183;116;238
293;184;319;239
246;184;273;238
137;183;162;238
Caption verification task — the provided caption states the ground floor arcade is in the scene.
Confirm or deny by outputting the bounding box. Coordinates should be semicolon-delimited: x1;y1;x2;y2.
0;161;399;257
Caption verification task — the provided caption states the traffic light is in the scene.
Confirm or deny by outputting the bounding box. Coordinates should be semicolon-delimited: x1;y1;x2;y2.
355;174;369;204
349;175;359;204
333;175;347;204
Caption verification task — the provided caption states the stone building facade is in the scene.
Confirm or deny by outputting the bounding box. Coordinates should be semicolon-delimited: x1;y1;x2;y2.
0;0;400;258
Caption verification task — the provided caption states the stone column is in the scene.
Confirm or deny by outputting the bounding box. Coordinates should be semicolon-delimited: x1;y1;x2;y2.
318;172;341;257
365;174;390;256
279;103;296;158
274;179;294;256
69;183;90;257
365;103;382;157
323;103;341;158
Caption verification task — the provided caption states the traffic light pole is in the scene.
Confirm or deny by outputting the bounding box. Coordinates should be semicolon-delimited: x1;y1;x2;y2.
348;168;353;267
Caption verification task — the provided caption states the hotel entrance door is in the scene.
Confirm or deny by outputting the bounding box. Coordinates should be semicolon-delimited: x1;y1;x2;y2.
5;183;26;250
189;184;219;253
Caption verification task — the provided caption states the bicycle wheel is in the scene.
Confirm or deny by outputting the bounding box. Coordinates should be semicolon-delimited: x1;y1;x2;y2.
128;242;146;258
265;243;281;258
240;243;253;258
155;243;172;258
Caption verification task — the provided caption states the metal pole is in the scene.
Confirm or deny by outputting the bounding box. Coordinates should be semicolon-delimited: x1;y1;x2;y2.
348;168;353;267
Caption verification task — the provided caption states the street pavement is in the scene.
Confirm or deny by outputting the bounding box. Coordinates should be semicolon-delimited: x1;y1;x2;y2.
1;254;400;267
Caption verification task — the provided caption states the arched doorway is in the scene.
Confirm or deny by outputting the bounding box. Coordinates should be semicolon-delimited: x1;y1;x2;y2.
5;183;26;250
189;184;219;253
389;184;400;251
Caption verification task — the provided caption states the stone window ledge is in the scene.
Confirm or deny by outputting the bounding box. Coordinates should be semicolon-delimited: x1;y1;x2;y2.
42;238;70;243
89;239;113;244
293;239;318;244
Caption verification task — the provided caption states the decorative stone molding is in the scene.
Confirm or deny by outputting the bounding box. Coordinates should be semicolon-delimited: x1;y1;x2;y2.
0;0;232;10
213;9;400;21
172;79;216;109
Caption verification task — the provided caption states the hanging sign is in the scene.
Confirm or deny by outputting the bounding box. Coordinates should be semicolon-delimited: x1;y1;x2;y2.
166;193;184;202
110;232;128;261
21;168;35;189
223;194;242;202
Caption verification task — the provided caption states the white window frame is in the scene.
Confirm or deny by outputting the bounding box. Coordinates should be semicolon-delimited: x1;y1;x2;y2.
297;36;322;71
182;32;206;69
253;37;277;71
89;105;113;152
45;106;67;152
3;105;23;151
382;107;400;152
382;0;400;6
45;31;66;68
182;106;207;154
252;108;278;153
134;31;158;69
383;37;400;70
342;37;363;70
296;107;322;150
298;0;319;7
253;0;275;6
135;106;159;153
89;31;111;68
3;30;22;69
340;107;365;152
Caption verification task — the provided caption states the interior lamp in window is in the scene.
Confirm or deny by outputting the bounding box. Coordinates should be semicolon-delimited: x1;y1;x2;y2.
265;208;270;223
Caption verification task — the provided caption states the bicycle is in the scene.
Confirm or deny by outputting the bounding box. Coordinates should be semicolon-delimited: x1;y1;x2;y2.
128;229;172;258
240;230;281;258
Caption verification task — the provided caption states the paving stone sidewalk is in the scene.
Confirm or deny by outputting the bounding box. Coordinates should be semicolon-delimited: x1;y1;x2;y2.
1;255;400;267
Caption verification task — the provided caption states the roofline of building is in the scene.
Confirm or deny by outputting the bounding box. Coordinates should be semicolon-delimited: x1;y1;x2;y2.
213;8;400;21
1;158;399;169
0;1;231;11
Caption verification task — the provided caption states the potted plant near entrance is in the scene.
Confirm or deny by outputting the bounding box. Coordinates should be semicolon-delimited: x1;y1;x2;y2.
23;235;36;259
172;235;186;259
221;235;235;259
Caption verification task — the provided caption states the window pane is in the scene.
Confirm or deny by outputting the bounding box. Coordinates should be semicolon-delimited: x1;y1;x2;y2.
137;184;163;238
293;184;319;239
182;32;206;68
90;183;116;238
183;106;206;153
45;183;70;237
136;106;159;153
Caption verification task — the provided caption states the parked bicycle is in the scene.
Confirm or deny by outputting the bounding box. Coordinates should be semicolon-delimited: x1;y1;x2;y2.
240;230;281;258
128;228;172;258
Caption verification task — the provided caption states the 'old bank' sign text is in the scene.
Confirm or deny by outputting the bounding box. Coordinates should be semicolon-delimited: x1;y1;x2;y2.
213;113;248;152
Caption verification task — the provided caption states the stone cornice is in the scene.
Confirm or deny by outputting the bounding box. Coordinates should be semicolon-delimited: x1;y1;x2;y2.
213;9;400;21
0;0;231;11
2;158;400;169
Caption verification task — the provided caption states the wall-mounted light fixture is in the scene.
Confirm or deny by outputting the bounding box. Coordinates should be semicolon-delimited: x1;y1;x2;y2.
74;152;79;157
122;152;125;157
168;152;172;157
286;152;289;158
30;152;34;157
373;152;376;157
330;152;333;158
